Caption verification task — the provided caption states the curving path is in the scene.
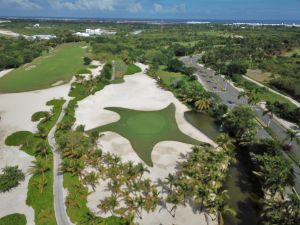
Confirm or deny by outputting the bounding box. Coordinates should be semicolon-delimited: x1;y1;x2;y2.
48;100;73;225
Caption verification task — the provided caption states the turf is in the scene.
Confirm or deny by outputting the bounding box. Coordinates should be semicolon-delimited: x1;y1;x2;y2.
90;104;202;166
0;43;86;93
0;214;26;225
125;64;142;75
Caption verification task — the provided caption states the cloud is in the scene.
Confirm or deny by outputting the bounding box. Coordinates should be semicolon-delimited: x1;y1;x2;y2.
50;0;118;11
128;2;142;13
153;3;186;14
0;0;41;9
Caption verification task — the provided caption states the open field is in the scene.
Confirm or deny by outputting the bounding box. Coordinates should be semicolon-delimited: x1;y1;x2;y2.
0;43;86;93
92;104;201;166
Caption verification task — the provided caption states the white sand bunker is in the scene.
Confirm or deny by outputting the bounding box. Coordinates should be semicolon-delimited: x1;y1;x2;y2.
76;63;217;225
0;83;71;223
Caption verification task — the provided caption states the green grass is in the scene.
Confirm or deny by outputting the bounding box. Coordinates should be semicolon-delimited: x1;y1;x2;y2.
90;104;202;166
125;64;141;75
0;214;26;225
157;69;184;85
0;43;86;93
77;68;92;75
238;77;297;108
5;131;33;147
32;111;49;122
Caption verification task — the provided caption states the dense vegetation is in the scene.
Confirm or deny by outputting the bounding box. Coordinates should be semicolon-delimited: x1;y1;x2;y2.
0;214;26;225
0;166;25;193
0;36;47;70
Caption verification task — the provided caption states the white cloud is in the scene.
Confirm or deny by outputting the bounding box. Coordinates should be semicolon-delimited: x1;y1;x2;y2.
0;0;41;9
153;3;186;14
50;0;144;13
128;2;142;13
50;0;118;11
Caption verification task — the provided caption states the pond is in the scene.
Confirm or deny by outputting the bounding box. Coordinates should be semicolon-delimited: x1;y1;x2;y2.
185;111;261;225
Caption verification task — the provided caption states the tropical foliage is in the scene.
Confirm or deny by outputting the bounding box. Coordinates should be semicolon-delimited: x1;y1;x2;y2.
0;166;25;193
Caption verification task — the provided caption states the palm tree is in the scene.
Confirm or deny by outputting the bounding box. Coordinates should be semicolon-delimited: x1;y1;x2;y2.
33;176;48;193
263;104;276;127
238;89;260;108
285;129;300;147
28;158;50;177
216;133;234;153
98;195;119;215
82;172;99;191
165;174;176;193
194;98;211;111
166;191;183;217
135;163;149;181
38;209;53;224
35;141;50;159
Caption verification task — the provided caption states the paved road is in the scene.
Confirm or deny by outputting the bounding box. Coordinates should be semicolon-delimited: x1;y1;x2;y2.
48;101;73;225
181;56;300;195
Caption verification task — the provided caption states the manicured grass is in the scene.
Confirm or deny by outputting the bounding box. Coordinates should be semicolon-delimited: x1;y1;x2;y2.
0;213;26;225
157;69;184;86
125;64;141;75
239;77;297;109
32;111;49;122
5;131;33;147
90;104;202;166
77;68;92;75
0;43;86;93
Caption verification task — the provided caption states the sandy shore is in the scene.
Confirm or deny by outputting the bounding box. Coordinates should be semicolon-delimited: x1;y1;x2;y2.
0;84;71;223
76;63;217;224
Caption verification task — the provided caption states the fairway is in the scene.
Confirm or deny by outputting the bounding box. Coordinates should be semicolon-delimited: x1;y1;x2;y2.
91;104;202;166
0;43;86;93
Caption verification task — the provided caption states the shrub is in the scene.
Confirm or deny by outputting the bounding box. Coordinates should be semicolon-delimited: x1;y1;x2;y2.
0;214;26;225
5;131;33;146
83;57;92;65
0;166;25;193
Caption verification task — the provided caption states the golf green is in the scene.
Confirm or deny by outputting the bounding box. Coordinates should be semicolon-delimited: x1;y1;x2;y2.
0;43;86;93
90;104;202;166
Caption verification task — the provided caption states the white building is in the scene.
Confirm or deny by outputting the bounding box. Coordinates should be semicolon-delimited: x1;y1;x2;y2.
33;24;40;28
74;28;116;37
31;35;56;40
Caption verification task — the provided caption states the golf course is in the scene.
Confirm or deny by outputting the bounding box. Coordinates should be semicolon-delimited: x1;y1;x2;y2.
91;104;202;166
0;43;86;93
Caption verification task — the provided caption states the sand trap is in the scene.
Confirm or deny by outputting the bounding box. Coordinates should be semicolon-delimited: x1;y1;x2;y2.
76;63;217;224
89;61;103;78
0;83;71;223
0;69;13;78
0;29;20;37
25;65;36;71
51;80;64;87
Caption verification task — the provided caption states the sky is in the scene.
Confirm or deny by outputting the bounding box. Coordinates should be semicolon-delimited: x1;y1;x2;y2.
0;0;300;21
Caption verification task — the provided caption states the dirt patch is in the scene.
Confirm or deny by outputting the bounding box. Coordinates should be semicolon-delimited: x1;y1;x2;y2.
246;69;274;82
